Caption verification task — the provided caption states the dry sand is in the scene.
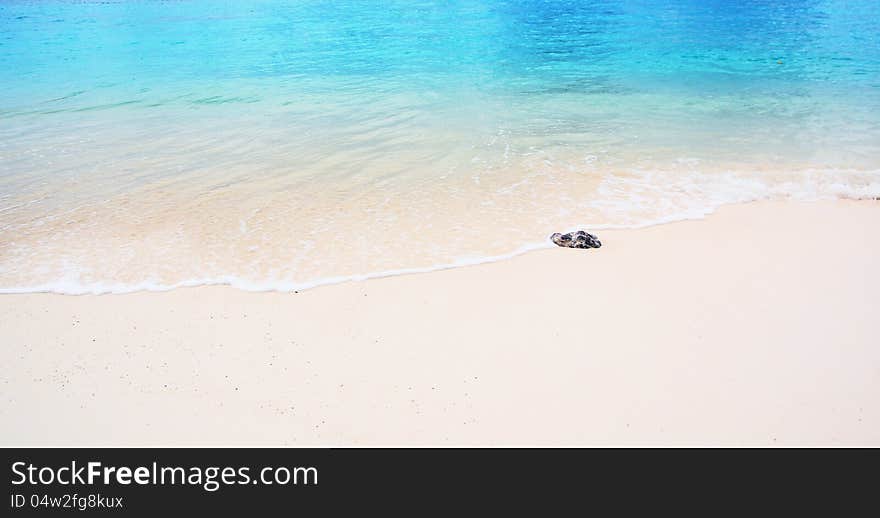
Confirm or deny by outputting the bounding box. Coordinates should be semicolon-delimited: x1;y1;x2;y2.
1;200;878;446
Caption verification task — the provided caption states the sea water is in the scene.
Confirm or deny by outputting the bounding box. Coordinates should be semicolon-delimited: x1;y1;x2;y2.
1;0;879;293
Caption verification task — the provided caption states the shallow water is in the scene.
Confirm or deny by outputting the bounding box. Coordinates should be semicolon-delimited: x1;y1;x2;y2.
1;0;879;293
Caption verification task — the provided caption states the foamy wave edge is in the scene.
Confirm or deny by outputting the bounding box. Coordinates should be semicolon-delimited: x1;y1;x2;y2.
1;180;878;296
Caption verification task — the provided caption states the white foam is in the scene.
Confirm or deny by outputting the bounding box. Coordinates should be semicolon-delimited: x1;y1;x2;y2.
1;168;878;296
0;241;555;295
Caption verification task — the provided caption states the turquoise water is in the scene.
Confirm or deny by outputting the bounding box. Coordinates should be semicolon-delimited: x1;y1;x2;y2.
1;0;879;292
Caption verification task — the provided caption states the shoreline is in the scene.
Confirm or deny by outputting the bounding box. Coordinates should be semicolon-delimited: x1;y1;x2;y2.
2;199;879;445
3;192;880;297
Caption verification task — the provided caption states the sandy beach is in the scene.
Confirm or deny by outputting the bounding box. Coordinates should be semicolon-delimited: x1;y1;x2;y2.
1;199;878;446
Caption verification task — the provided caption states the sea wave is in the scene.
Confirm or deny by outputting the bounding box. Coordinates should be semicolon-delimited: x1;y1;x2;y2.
2;168;877;295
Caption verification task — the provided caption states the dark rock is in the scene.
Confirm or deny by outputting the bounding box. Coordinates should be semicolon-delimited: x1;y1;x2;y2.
550;230;601;249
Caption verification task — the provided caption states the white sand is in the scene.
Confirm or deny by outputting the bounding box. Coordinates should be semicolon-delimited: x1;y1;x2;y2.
1;200;878;445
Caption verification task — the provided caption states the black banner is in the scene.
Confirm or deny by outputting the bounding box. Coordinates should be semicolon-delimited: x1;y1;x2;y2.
2;448;875;514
